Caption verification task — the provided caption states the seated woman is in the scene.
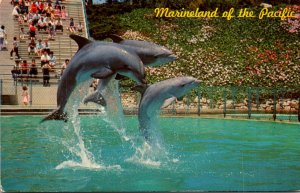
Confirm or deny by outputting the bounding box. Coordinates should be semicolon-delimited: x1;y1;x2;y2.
42;39;50;53
53;5;61;18
40;50;50;67
48;51;56;71
61;6;68;20
35;39;44;56
68;18;75;33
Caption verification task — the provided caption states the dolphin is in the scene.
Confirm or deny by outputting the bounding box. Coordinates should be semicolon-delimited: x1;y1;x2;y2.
136;76;200;141
41;35;146;122
83;34;177;105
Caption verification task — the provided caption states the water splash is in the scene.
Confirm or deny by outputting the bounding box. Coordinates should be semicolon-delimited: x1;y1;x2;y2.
55;81;121;171
101;79;131;142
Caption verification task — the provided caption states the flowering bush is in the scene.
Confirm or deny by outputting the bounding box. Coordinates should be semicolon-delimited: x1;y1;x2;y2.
116;7;300;89
280;5;300;34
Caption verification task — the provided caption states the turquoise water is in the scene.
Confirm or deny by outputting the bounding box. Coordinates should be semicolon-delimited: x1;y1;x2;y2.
1;115;300;192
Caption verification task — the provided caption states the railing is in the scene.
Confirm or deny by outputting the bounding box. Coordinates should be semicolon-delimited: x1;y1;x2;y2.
81;0;91;38
1;75;299;122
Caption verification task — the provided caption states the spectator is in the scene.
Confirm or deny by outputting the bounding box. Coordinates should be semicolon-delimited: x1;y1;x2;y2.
40;50;50;66
29;59;38;77
31;13;40;26
55;17;63;32
54;5;61;18
55;0;61;6
77;22;83;33
22;86;30;106
21;60;29;80
10;37;20;60
37;1;45;14
30;2;38;14
28;39;36;55
12;4;20;18
45;3;53;18
19;27;26;40
48;23;55;40
37;16;48;31
42;62;51;86
48;51;56;70
19;2;28;14
23;12;29;23
42;39;50;53
60;59;69;76
24;0;30;12
11;61;21;81
61;6;68;20
0;25;7;51
35;39;44;56
29;22;37;40
69;17;75;33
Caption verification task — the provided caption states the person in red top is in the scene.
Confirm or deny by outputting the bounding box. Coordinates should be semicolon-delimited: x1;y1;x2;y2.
21;60;29;75
38;2;45;14
30;3;38;14
29;22;37;40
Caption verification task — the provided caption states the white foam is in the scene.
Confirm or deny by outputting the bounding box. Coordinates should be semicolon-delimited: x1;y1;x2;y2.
55;160;121;171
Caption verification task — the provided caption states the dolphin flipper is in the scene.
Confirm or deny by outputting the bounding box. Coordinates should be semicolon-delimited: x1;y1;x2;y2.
83;91;107;106
161;97;177;108
109;34;124;43
41;109;68;123
131;84;148;95
91;68;114;79
70;34;92;50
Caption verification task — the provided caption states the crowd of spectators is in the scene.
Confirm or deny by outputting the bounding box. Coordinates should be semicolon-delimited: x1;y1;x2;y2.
9;0;79;86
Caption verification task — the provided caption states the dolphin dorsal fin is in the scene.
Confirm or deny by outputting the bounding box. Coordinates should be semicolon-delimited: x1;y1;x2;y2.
69;34;92;50
109;34;124;43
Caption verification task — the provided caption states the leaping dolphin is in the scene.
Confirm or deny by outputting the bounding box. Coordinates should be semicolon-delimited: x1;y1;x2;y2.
41;35;146;122
136;76;200;141
83;34;177;105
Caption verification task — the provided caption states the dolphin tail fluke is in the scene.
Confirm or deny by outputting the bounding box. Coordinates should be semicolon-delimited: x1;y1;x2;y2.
83;92;107;106
41;109;68;123
69;34;92;51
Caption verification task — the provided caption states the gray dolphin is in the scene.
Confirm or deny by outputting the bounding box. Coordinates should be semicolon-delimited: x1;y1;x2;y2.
136;76;200;141
83;34;177;105
41;35;146;122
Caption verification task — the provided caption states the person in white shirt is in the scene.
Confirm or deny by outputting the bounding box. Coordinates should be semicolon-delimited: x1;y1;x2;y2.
0;25;7;51
40;50;50;67
37;16;47;31
48;51;57;71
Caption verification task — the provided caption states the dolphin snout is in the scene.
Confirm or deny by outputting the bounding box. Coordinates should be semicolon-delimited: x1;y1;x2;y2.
194;79;201;85
168;54;177;61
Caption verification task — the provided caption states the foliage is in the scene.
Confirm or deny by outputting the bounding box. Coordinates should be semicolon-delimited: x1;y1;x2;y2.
86;3;300;89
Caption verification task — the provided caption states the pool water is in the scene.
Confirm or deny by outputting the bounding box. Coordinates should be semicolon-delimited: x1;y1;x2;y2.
1;115;300;192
